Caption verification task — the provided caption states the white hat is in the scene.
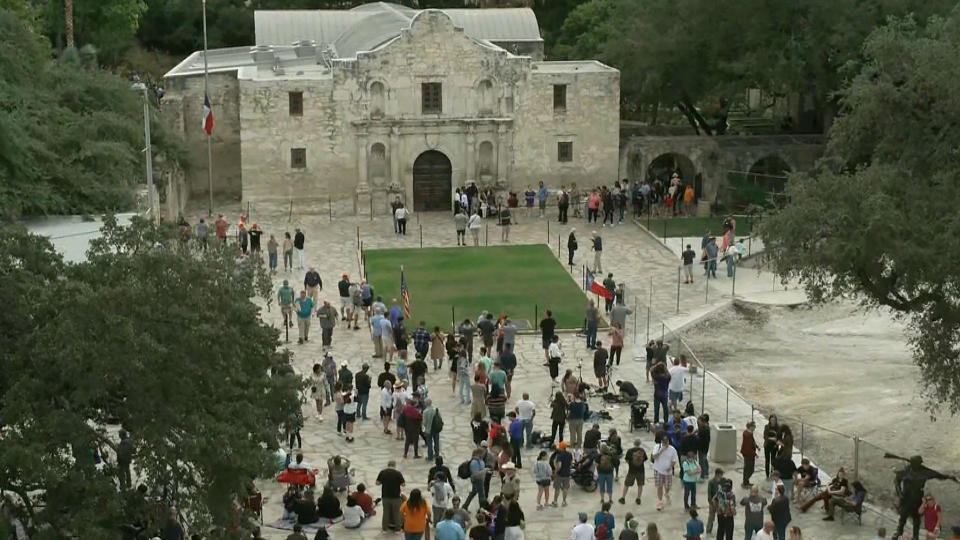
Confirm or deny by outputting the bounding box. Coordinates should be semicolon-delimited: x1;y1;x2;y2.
502;462;516;470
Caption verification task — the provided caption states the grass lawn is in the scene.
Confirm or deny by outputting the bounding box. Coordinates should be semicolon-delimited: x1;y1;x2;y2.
641;215;756;238
363;244;590;330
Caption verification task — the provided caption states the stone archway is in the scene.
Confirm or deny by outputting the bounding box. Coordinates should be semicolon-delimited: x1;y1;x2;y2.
647;152;697;184
412;150;452;211
749;154;791;192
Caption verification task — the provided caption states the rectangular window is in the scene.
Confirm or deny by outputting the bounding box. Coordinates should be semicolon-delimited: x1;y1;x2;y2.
422;82;442;114
558;141;573;162
288;91;303;116
291;148;306;169
553;84;567;112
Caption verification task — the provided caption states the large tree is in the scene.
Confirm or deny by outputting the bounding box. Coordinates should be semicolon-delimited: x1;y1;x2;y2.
761;13;960;415
0;217;300;537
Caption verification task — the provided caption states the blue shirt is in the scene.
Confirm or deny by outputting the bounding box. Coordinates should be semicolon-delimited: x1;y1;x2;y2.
593;511;615;539
295;297;313;319
509;418;524;440
435;519;466;540
469;458;485;479
538;186;548;201
371;313;383;337
389;306;402;326
685;518;704;538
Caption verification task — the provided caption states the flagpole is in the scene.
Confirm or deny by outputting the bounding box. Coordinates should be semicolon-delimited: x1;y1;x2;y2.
202;0;213;217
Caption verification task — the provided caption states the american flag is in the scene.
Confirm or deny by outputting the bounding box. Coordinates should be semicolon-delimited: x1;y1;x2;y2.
400;266;412;319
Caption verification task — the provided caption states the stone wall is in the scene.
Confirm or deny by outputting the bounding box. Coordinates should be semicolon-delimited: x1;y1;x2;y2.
162;72;242;199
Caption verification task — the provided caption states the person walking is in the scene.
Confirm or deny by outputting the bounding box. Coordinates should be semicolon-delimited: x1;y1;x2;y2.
468;211;482;247
713;480;736;540
194;218;208;251
507;412;524;468
567;229;578;268
547;335;563;381
304;267;322;306
355;363;372;420
293;290;314;344
551;442;573;507
395;204;409;236
591;232;603;272
462;448;489;510
515;393;536;449
399;488;431;539
293;228;305;269
266;234;278;273
652;432;679;511
248;223;262;254
214;214;228;246
423;398;443;461
740;485;767;540
280;231;293;272
317;300;338;349
540;310;557;362
585;301;599;350
278;279;295;331
682;244;697;284
587;190;600;223
619;439;647;505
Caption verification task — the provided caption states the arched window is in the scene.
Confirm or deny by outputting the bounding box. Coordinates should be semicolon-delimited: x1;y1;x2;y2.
478;141;494;176
369;143;387;182
478;79;495;116
370;82;385;118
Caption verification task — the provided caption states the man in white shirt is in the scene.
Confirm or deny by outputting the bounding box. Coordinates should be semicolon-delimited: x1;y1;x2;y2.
652;436;679;511
468;211;482;247
547;335;563;380
571;512;594;540
667;357;689;408
515;394;536;449
395;206;409;235
755;521;776;540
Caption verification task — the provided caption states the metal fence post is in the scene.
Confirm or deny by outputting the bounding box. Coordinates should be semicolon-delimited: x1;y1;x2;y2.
676;266;681;314
633;297;638;340
705;268;709;302
701;371;706;414
356;226;360;251
328;198;332;222
800;422;805;461
725;386;730;422
732;263;737;297
419;225;423;248
451;306;455;330
547;219;550;243
485;223;489;246
750;405;755;425
853;436;860;482
534;304;538;328
662;220;667;239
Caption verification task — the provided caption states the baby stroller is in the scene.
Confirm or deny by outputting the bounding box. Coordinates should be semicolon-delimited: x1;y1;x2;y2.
628;400;651;433
571;453;598;492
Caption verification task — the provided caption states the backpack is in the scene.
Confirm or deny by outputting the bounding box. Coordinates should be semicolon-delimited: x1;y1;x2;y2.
595;513;610;539
630;448;645;467
432;411;444;434
431;481;447;504
457;460;472;479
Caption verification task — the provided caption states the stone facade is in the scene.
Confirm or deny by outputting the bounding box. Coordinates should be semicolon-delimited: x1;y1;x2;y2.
163;7;619;215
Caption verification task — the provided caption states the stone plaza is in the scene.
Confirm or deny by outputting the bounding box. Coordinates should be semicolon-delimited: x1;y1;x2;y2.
195;203;893;540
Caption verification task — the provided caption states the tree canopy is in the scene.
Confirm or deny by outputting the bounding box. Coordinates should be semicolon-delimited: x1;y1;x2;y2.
761;12;960;415
0;217;300;537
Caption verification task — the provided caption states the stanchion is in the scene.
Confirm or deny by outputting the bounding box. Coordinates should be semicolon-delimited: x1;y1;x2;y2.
547;219;551;244
731;262;737;297
328;198;332;222
557;234;561;257
646;276;652;342
676;266;681;314
633;297;638;340
725;387;730;422
705;264;710;302
485;223;489;246
660;322;665;341
534;304;538;327
662;220;667;239
419;225;423;248
356;226;360;251
451;306;455;330
700;371;706;413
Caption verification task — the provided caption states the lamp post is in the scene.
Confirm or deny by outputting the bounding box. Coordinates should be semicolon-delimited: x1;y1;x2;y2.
131;82;157;224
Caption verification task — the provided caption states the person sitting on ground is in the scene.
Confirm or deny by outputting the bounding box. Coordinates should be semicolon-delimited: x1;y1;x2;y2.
615;380;638;401
282;485;300;520
349;483;375;517
327;455;351;490
290;453;312;470
294;490;320;525
316;486;343;520
285;523;308;540
343;495;366;529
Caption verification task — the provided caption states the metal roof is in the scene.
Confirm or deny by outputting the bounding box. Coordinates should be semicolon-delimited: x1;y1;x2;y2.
255;2;541;56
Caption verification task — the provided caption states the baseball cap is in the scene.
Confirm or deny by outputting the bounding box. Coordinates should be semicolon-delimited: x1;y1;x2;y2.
480;441;488;447
557;441;567;450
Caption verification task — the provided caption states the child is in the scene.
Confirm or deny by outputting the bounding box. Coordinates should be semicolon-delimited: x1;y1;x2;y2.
769;471;785;501
685;509;704;540
396;352;410;385
533;451;552;510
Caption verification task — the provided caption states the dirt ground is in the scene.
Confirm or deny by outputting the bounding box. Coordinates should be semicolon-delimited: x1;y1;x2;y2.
684;301;960;526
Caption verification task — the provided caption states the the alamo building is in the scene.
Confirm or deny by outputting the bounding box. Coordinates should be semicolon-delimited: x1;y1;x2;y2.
163;3;620;214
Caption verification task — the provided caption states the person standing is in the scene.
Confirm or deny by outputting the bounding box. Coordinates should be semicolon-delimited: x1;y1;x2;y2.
741;421;759;487
705;237;718;278
768;484;791;540
537;181;548;218
267;234;278;273
377;460;406;532
195;218;208;251
567;394;589;448
293;228;305;269
551;442;573;507
395;204;409;236
740;485;767;540
919;493;942;540
391;196;403;234
458;318;477;361
608;322;624;367
591;232;603;272
652;432;679;511
304;267;322;306
602;273;616;314
116;429;134;490
585;301;599;350
317;300;338;349
422;398;443;461
567;229;578;268
468;211;482;247
619;440;647;505
593;341;610;388
763;415;782;479
280;231;293;272
238;223;248;254
294;290;314;344
355;363;372;420
558;188;569;224
507;412;524;468
248;223;263;254
593;501;615;539
454;209;468;246
215;214;228;245
500;205;513;242
682;244;697;284
547;335;563;381
540;311;557;362
609;299;632;334
681;450;701;510
457;352;472;405
713;480;736;540
515;393;536;449
587;190;600;223
572;512;594;540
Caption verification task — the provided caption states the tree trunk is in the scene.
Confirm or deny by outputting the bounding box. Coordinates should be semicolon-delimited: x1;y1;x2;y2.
64;0;74;49
675;100;701;135
679;96;714;136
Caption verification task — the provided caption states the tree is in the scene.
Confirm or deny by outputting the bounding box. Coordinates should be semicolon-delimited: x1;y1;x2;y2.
0;8;185;220
0;217;301;537
760;13;960;415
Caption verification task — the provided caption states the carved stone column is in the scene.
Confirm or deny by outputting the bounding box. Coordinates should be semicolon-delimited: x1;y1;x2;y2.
496;123;507;185
466;125;476;186
356;130;368;215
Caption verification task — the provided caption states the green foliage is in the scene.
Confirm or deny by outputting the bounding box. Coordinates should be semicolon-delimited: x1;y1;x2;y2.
0;217;300;537
0;9;184;220
36;0;147;62
535;0;587;58
761;12;960;415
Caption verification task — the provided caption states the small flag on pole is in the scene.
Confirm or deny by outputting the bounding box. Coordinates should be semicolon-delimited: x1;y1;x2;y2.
586;267;613;300
202;93;214;136
401;266;412;319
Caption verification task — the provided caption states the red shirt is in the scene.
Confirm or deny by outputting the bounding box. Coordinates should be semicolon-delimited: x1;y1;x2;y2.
351;491;373;515
740;429;757;457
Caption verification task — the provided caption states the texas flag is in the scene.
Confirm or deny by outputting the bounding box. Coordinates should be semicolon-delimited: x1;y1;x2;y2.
202;94;213;135
586;268;613;301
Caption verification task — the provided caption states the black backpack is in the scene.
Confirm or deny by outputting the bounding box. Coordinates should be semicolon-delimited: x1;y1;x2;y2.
457;460;472;479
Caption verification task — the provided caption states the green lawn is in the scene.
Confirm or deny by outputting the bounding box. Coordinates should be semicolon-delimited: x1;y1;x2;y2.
363;244;589;330
642;215;756;238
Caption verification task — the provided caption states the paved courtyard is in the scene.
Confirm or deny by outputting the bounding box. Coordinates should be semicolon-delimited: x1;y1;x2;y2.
186;205;891;539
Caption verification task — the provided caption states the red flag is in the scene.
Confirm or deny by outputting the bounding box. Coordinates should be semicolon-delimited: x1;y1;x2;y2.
586;268;613;300
202;93;213;136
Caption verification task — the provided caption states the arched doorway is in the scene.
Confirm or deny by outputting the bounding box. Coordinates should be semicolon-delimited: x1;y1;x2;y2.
749;154;791;193
412;150;452;211
647;152;696;184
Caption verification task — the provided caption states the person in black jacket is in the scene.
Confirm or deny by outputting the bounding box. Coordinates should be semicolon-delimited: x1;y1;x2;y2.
294;228;306;269
428;457;456;493
355;363;372;420
295;490;320;524
316;487;343;520
697;415;711;480
567;229;577;267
